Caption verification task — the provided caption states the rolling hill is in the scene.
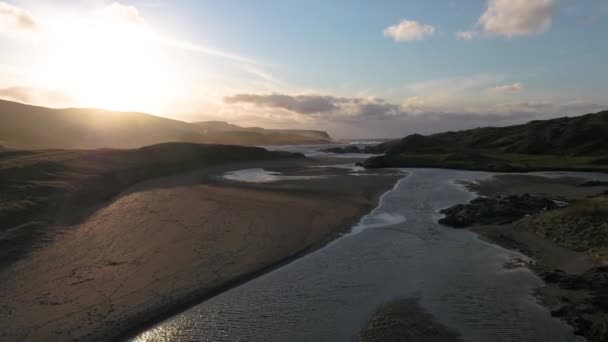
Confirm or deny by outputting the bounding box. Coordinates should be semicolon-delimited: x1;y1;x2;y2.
369;110;608;156
0;100;333;150
360;110;608;171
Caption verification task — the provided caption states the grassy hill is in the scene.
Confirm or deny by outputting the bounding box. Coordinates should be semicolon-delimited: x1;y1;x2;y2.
0;100;333;150
362;110;608;171
371;111;608;156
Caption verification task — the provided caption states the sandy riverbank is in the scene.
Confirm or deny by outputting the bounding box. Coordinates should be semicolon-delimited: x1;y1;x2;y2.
462;173;608;341
0;157;402;341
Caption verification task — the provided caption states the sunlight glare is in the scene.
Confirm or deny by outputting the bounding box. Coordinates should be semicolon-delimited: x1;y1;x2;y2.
35;10;181;113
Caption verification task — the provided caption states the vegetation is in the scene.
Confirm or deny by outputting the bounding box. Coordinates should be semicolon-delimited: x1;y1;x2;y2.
361;110;608;171
517;195;608;253
0;143;303;267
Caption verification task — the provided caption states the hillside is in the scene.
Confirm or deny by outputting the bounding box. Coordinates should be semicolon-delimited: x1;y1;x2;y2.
0;100;333;150
361;111;608;171
192;121;332;145
370;111;608;156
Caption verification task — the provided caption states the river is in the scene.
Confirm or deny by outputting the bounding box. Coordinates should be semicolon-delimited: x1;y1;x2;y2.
132;167;587;342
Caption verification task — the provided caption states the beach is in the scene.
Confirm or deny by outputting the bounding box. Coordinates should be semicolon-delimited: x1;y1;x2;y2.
0;157;401;341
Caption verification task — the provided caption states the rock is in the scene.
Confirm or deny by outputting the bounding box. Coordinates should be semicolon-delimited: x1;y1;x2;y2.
541;270;567;283
438;194;562;228
559;275;588;290
551;305;573;317
573;317;594;336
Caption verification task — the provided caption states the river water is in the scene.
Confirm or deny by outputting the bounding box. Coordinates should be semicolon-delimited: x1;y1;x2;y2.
132;167;590;342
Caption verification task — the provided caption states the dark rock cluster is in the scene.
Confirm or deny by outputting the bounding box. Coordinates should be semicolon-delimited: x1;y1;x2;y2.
438;194;562;228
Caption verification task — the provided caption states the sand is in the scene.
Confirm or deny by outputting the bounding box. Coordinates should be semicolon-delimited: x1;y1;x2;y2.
359;299;464;342
0;157;402;341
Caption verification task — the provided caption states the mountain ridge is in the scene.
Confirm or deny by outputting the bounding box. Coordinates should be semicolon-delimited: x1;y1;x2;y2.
0;99;333;150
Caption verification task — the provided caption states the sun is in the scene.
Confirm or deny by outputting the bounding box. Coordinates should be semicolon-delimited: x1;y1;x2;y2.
34;8;180;114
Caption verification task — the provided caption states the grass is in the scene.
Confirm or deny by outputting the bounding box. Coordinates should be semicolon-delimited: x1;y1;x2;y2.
517;196;608;252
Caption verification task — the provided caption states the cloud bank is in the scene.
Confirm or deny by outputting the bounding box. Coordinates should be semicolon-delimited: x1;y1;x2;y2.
224;94;409;121
219;90;606;138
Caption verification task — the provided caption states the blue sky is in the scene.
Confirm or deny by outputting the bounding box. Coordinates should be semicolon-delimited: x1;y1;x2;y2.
0;0;606;138
166;0;607;98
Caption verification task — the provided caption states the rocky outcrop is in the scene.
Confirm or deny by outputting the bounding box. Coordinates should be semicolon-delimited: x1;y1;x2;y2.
438;194;562;228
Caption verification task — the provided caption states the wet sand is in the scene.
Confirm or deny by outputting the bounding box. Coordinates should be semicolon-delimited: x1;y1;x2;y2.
0;157;401;341
360;299;464;342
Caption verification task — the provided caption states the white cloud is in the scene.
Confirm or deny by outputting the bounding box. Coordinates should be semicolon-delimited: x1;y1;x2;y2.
408;73;507;95
99;2;146;25
496;99;606;115
383;19;435;42
490;82;523;92
0;1;39;35
478;0;556;37
402;96;438;114
456;30;477;40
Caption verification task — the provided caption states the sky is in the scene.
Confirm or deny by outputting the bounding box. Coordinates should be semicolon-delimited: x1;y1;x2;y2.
0;0;607;138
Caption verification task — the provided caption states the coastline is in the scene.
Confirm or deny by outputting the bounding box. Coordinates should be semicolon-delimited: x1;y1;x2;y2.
0;157;403;342
456;173;608;341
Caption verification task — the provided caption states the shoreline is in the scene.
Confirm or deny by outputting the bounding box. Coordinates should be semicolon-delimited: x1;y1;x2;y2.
122;166;404;341
453;173;608;341
0;157;403;342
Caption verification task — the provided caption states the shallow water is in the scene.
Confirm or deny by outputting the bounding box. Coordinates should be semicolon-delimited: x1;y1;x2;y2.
223;168;328;183
264;143;382;159
133;168;589;342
